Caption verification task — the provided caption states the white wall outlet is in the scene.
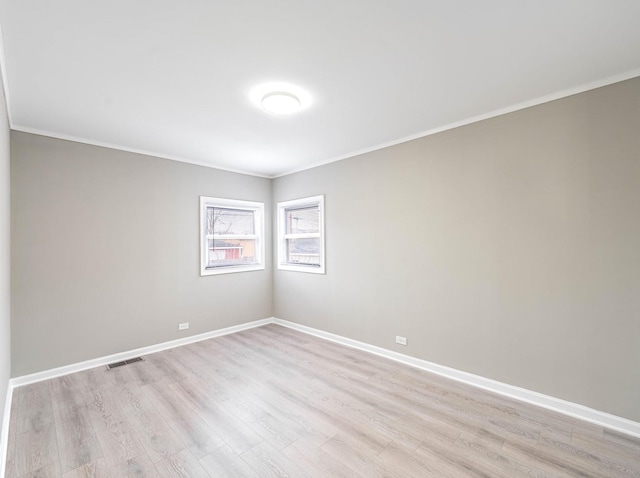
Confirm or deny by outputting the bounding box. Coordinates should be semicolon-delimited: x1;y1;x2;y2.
396;335;407;346
178;322;189;331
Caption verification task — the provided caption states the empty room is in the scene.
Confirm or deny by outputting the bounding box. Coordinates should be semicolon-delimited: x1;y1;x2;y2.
1;1;640;477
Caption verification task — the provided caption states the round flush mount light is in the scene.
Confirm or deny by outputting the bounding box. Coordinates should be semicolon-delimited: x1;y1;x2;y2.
250;82;312;116
261;91;301;115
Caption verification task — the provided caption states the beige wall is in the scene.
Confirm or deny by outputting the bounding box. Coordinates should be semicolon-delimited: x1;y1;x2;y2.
11;132;273;376
0;71;10;445
273;77;640;422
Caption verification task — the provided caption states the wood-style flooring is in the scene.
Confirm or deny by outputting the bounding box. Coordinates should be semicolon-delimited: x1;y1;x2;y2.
4;324;640;477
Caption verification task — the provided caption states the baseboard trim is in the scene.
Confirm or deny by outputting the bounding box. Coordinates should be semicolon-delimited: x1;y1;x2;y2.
10;318;273;388
272;318;640;439
0;381;13;478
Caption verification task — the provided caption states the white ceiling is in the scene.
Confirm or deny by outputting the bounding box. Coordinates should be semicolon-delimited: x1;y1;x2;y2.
1;1;640;177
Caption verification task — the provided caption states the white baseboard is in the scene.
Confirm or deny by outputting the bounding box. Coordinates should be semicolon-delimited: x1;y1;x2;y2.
10;318;273;388
272;318;640;439
0;381;13;478
8;316;640;440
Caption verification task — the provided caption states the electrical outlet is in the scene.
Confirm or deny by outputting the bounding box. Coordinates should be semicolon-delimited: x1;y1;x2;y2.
178;322;189;331
396;335;407;346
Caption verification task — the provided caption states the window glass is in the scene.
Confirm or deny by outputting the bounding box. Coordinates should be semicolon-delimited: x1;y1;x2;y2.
277;196;325;274
200;197;265;276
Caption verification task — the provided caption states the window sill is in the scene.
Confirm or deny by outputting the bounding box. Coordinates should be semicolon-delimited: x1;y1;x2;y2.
277;264;325;274
201;264;265;276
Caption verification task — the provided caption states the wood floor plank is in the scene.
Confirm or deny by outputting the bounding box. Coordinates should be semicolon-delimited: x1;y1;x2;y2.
199;445;258;478
17;461;62;478
319;434;403;478
14;429;58;477
533;433;611;477
414;438;507;478
378;440;451;478
140;379;226;459
49;376;103;474
247;382;340;441
169;380;264;455
17;383;55;434
13;382;59;476
197;373;311;452
572;429;640;471
108;384;184;463
149;349;208;385
187;342;239;382
70;366;120;393
268;376;394;454
501;439;597;477
108;454;159;477
273;374;422;451
6;324;640;478
153;449;210;478
282;437;361;478
604;428;640;448
240;441;310;478
450;433;541;478
246;410;301;451
86;387;145;468
62;458;108;478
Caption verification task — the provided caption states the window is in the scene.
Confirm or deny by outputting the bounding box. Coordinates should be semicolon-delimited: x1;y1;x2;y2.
200;197;265;275
277;195;325;274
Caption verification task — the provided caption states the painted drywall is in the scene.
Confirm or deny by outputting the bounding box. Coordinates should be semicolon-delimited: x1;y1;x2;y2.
0;65;11;450
273;77;640;422
11;132;272;376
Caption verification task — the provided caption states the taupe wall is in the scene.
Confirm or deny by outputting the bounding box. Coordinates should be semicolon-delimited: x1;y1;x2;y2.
11;132;273;376
0;72;10;440
273;77;640;421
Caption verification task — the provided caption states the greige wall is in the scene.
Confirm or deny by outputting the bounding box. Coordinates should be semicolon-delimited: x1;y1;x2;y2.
11;132;273;376
273;77;640;422
0;71;10;444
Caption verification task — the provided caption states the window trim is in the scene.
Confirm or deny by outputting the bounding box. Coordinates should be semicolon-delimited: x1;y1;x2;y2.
200;196;265;276
277;195;325;274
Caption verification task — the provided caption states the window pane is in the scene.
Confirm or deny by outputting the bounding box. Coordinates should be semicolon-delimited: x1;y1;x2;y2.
286;206;318;234
207;238;258;268
286;237;320;265
210;207;255;235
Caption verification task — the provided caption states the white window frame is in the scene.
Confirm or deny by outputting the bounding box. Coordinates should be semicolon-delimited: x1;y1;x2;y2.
200;196;265;276
277;195;325;274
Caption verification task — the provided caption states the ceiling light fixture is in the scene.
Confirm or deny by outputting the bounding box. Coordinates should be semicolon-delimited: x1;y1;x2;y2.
250;82;312;116
261;91;301;115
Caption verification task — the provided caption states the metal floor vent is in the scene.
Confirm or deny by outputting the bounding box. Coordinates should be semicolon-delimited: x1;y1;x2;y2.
107;356;144;369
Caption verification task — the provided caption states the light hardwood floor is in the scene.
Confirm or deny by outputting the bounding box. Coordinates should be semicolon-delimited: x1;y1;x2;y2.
5;324;640;477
